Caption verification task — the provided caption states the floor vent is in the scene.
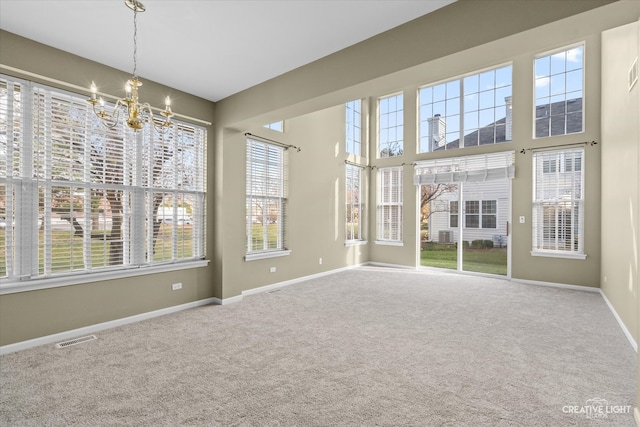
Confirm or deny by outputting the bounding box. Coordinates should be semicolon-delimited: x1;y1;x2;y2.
55;335;97;349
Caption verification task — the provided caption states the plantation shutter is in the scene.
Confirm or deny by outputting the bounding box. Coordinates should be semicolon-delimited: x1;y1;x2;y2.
377;166;403;242
532;147;584;255
345;164;363;241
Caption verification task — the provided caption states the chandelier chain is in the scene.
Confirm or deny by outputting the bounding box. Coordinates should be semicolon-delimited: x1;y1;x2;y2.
133;5;138;78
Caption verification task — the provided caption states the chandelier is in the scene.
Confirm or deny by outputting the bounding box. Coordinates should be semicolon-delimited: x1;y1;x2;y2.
87;0;173;132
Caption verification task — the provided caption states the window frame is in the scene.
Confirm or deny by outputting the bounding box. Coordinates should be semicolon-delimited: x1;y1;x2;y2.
377;93;404;158
375;166;403;245
0;75;208;292
531;147;586;259
245;137;290;261
533;43;585;139
345;100;362;156
345;164;365;244
418;63;513;153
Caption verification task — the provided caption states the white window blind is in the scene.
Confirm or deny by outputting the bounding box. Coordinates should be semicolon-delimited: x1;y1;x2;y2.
246;138;288;256
0;75;206;284
377;166;403;242
414;151;515;185
532;148;584;256
346;164;364;241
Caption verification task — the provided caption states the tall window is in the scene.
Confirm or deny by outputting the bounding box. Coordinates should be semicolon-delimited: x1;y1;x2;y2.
0;75;206;284
345;165;363;241
345;100;362;156
378;93;403;158
532;148;584;257
376;167;403;242
246;138;288;258
534;44;584;138
419;65;512;152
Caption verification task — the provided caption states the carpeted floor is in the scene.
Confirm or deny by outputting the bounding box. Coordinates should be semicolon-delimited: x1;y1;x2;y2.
0;267;637;426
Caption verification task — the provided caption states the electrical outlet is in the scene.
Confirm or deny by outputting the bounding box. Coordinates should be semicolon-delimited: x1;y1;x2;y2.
172;282;182;291
270;267;276;273
319;258;323;265
519;216;525;224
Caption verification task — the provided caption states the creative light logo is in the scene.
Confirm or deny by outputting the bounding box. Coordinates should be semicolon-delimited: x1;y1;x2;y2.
562;398;632;420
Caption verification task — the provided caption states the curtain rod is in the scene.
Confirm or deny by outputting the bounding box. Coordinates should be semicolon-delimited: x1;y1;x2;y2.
0;64;212;127
519;140;597;154
344;160;372;169
244;133;301;152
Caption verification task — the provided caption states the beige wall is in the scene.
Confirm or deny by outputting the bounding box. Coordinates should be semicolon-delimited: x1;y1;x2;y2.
0;31;217;346
216;1;638;290
600;17;640;416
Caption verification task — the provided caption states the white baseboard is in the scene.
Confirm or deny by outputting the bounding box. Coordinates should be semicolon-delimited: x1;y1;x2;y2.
599;290;638;353
0;297;220;355
511;278;600;293
365;261;416;270
241;264;364;298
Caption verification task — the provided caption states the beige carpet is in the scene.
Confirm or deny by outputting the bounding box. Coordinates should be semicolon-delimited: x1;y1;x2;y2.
0;267;636;426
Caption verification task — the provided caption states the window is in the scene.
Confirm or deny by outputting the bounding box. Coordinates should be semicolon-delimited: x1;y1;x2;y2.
345;165;364;241
450;201;459;228
378;93;403;157
532;148;584;257
481;200;497;229
450;200;497;229
263;121;283;132
346;100;362;156
534;44;584;138
0;75;206;285
419;65;512;152
465;201;480;228
246;138;288;259
376;167;403;243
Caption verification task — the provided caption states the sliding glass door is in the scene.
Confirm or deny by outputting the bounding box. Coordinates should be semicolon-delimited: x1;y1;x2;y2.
416;152;513;277
460;179;509;275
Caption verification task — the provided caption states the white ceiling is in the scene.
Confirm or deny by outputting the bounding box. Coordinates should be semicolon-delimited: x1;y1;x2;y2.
0;0;455;102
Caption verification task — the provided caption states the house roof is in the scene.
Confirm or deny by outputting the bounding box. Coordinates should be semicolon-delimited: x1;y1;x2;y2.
433;97;582;151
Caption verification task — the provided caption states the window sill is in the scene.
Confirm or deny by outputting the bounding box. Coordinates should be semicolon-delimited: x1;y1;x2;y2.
0;259;210;295
245;250;291;262
374;240;404;247
531;250;586;260
345;240;368;247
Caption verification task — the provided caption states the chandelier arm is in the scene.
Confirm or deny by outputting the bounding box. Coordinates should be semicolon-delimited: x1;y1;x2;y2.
90;99;124;129
140;102;173;133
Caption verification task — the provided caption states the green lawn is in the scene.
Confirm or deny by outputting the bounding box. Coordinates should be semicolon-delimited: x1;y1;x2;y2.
420;242;507;275
0;225;193;276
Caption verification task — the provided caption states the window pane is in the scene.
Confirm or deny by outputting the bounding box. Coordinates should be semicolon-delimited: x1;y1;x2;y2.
534;45;584;138
378;94;403;157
